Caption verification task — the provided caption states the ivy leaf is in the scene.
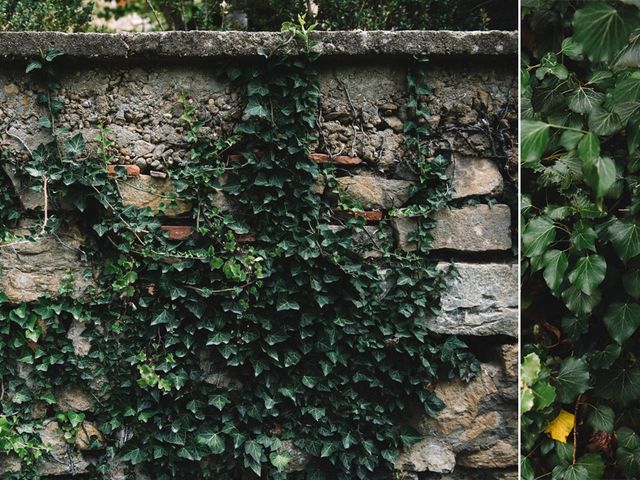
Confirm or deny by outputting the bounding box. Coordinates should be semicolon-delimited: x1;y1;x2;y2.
623;269;640;299
589;344;622;370
244;440;263;463
276;298;300;311
603;302;640;344
609;220;640;262
576;454;605;479
582;155;616;198
523;216;556;257
244;98;268;119
25;59;42;73
196;430;225;454
628;113;640;154
588;108;623;136
269;451;290;472
596;367;640;405
542;249;569;292
568;255;607;295
521;353;541;386
568;87;605;114
150;310;174;326
533;382;557;410
561;36;584;60
45;49;64;62
577;132;600;163
573;2;638;64
64;134;85;157
556;357;590;403
570;221;597;252
521;120;550;164
587;405;615;432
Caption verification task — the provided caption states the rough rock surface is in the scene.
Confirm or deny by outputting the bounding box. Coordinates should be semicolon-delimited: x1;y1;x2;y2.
392;204;511;252
395;439;456;473
336;175;414;209
424;263;518;337
118;175;192;216
0;228;92;304
280;440;311;473
451;156;504;199
38;420;90;476
400;362;517;474
55;387;94;412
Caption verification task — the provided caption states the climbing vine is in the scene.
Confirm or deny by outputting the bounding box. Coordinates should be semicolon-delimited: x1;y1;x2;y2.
0;19;478;479
522;1;640;479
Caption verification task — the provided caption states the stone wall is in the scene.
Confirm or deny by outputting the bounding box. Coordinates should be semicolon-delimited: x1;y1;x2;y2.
0;31;517;479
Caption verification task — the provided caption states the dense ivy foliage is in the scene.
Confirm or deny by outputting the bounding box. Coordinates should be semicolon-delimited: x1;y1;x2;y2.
0;23;479;479
522;1;640;479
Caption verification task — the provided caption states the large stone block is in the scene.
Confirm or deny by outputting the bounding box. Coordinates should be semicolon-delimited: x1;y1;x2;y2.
424;262;517;337
117;175;192;216
0;228;92;304
38;420;90;476
451;156;504;199
392;204;511;252
400;362;517;474
336;175;415;210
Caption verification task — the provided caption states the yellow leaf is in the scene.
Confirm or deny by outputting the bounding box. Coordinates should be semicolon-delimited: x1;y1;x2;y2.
545;409;575;443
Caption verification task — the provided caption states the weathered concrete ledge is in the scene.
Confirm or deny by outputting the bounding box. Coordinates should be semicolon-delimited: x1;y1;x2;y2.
0;31;516;61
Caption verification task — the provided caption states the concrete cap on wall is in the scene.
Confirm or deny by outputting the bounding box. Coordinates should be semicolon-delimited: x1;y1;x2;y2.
0;30;517;61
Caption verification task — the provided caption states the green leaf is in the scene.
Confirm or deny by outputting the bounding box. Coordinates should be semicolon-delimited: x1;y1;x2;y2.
619;427;640;449
576;454;605;479
589;344;622;369
26;59;42;74
45;49;64;62
623;269;640;299
568;87;605;114
64;134;85;157
523;216;556;257
521;120;551;164
196;430;225;454
577;132;600;162
582;155;616;198
587;405;615;432
276;298;300;311
521;353;541;385
588;108;622;136
596;367;640;405
533;382;557;410
244;440;263;463
603;302;640;344
565;465;590;480
570;221;597;252
542;249;569;292
628;114;640;154
561;36;584;60
568;255;606;295
521;387;535;414
244;98;268;118
269;451;290;472
609;220;640;262
556;357;590;403
573;2;638;64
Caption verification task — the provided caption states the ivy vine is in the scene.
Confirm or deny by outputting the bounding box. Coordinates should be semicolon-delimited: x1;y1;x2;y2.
522;1;640;479
0;20;478;479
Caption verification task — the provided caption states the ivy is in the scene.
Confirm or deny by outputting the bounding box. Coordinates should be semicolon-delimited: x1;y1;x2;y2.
0;20;478;479
522;1;640;478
